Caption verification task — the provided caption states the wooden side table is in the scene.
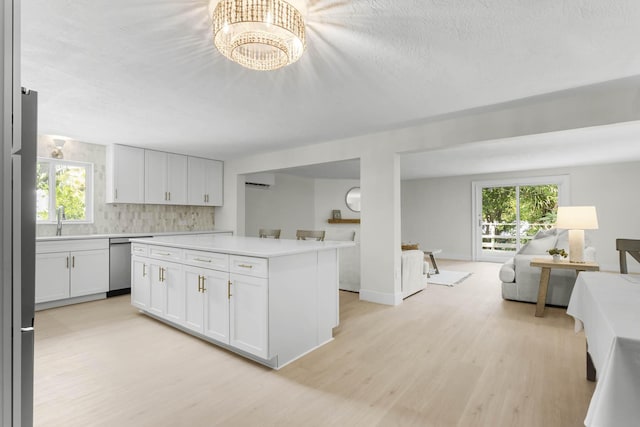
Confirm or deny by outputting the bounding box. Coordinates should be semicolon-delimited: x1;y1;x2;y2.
530;258;599;317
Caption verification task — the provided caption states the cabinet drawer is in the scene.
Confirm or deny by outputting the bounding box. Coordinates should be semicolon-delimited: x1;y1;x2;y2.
36;238;109;254
148;245;183;261
185;250;228;271
131;243;148;257
229;256;268;278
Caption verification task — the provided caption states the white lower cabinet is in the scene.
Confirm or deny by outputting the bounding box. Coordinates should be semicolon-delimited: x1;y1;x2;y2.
130;240;341;369
35;252;71;302
229;273;268;359
133;252;268;359
148;259;184;324
35;239;109;304
131;256;150;310
70;250;110;297
184;266;230;344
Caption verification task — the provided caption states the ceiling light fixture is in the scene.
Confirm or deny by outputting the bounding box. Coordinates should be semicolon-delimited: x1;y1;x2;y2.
209;0;306;71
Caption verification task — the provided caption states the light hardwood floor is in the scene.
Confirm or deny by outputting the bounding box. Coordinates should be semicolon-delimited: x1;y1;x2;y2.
34;260;594;426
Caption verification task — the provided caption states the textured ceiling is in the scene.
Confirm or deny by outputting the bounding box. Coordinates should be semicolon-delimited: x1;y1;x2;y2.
21;0;640;164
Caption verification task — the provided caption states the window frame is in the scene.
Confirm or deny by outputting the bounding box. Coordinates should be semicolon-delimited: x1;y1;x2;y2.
471;175;571;262
36;157;94;224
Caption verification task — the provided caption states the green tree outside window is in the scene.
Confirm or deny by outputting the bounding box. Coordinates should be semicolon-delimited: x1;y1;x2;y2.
36;158;93;222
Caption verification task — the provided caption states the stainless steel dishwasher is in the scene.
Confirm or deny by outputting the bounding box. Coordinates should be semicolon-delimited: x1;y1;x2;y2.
108;236;150;297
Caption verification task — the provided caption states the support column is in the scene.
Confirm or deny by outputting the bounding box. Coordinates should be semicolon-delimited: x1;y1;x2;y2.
359;150;402;305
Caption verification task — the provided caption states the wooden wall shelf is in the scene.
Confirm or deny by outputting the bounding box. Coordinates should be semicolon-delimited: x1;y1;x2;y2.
328;219;360;224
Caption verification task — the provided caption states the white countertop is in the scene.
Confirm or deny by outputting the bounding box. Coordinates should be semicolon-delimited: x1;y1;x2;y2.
130;234;355;258
36;229;232;242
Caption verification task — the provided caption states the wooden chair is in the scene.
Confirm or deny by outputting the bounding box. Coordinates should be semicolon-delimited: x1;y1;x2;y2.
258;228;281;239
616;238;640;274
296;230;325;241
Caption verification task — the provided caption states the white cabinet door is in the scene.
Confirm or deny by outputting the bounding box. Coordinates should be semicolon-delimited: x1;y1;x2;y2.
145;151;189;205
184;266;230;343
204;159;223;206
167;153;187;205
131;256;151;310
145;150;168;204
229;273;268;358
203;269;230;344
106;145;145;204
184;268;205;333
148;261;166;317
69;249;109;297
148;260;183;321
187;157;223;206
163;261;185;324
35;252;70;303
187;157;207;205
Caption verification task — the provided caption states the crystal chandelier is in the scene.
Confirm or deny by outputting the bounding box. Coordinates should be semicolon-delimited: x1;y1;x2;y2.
209;0;306;71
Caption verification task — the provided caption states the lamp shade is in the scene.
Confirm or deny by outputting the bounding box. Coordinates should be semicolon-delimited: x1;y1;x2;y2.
556;206;599;230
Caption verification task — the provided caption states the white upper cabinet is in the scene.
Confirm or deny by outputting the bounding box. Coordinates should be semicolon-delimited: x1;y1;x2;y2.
145;150;188;205
187;157;223;206
107;145;221;206
167;154;188;205
106;145;145;203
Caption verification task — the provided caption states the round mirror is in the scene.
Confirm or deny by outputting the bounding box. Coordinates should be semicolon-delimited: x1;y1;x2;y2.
345;187;361;212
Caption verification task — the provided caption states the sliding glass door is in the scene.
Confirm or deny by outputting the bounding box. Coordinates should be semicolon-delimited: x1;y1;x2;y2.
473;176;569;262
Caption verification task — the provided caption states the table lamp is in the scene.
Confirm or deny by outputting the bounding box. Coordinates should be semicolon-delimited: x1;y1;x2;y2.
556;206;599;263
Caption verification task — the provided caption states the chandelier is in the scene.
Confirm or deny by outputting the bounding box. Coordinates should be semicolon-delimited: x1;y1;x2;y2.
209;0;306;71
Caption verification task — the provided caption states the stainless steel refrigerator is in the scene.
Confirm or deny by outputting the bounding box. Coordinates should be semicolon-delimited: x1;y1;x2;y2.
10;88;37;426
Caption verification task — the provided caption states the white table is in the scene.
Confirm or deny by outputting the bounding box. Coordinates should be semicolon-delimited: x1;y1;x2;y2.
566;272;640;427
423;249;442;275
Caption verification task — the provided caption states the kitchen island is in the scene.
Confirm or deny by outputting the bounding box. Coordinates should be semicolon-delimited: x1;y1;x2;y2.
129;234;355;369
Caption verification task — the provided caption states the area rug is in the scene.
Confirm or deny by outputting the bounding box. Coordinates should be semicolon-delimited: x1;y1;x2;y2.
428;270;472;287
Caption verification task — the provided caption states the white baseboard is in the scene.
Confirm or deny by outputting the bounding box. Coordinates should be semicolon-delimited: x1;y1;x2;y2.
359;289;403;306
439;253;472;262
35;293;106;311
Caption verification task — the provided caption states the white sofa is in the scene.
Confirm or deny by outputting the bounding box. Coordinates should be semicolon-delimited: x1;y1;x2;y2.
500;229;595;307
402;250;428;299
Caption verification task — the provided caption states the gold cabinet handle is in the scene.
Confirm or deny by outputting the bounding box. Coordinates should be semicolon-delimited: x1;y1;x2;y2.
197;275;202;292
201;276;206;292
156;252;171;256
66;256;69;269
238;264;253;269
115;189;118;200
72;256;75;268
194;257;212;263
227;280;232;299
162;267;166;282
143;264;147;277
158;267;162;282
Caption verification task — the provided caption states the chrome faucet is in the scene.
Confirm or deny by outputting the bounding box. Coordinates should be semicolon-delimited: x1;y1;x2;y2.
56;206;65;236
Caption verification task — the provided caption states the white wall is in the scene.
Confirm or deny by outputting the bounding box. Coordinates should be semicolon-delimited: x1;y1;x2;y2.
313;178;360;228
245;175;362;290
401;160;640;273
245;173;315;239
402;175;473;260
313;178;361;291
219;82;640;305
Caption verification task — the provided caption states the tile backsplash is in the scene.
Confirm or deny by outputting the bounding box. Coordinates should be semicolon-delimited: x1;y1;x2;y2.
36;136;217;237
